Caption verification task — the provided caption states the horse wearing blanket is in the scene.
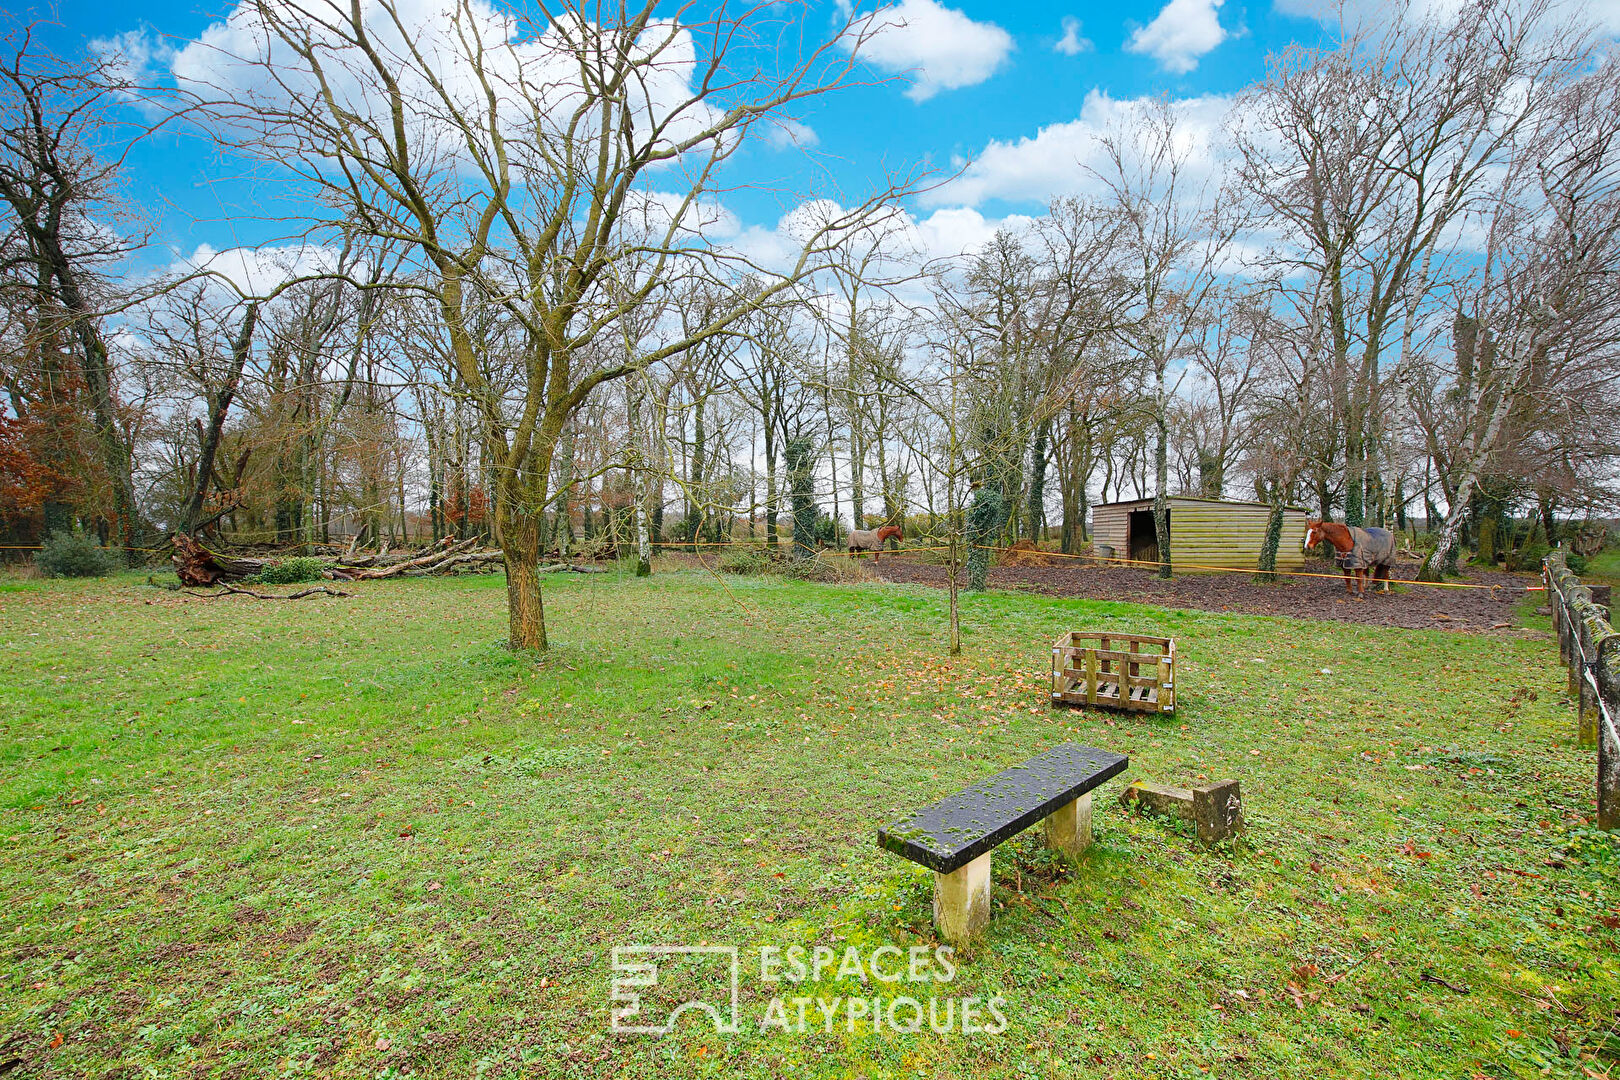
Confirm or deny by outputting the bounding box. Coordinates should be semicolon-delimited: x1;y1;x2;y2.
848;524;902;561
1303;519;1397;597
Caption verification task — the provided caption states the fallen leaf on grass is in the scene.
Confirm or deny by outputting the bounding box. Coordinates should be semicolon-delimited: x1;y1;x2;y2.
1286;982;1321;1009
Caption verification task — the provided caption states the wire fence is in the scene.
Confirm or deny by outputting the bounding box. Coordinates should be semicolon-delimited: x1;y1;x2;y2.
1543;550;1619;830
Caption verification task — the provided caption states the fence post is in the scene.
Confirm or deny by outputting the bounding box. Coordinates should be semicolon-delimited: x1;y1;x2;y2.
1568;600;1583;702
1576;606;1601;746
1598;634;1619;831
1546;555;1570;666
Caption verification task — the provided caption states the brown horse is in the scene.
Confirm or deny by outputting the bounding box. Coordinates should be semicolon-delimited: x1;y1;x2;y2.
1304;519;1396;597
848;523;903;561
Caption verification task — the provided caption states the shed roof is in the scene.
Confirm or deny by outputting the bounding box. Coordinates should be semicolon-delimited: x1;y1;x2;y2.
1093;495;1310;513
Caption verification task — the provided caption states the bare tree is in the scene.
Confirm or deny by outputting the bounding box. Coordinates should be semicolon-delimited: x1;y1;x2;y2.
1418;56;1620;577
1096;96;1236;577
1234;0;1587;528
196;0;919;648
0;21;164;558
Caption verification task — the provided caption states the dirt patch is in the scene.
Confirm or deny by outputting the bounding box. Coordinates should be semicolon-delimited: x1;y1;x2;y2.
871;554;1538;633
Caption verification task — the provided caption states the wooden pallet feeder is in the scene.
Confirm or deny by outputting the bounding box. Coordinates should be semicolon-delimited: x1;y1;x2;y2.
1051;632;1175;715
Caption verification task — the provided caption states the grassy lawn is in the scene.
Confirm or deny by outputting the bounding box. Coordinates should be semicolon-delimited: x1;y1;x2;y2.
1;568;1617;1079
1584;547;1620;585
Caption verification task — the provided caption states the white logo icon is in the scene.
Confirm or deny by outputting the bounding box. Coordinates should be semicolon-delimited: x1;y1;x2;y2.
610;945;740;1035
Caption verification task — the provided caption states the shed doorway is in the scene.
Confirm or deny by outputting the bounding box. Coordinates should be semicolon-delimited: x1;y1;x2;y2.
1128;509;1163;564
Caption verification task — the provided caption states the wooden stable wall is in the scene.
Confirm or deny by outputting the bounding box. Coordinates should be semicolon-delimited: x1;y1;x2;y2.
1089;497;1309;573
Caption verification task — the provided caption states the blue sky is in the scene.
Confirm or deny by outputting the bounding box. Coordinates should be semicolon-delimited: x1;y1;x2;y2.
29;0;1351;266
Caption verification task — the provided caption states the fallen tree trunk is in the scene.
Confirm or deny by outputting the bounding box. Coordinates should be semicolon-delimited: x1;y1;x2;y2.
173;533;519;585
400;550;505;575
337;537;450;569
346;536;482;579
171;533;268;586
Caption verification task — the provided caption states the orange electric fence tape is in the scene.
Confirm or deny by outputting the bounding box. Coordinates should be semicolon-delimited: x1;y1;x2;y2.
971;544;1539;593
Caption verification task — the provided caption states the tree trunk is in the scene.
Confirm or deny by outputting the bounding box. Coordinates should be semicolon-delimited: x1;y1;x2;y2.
764;443;778;549
1026;418;1050;544
785;436;816;561
1476;515;1498;566
1197;449;1223;500
1343;427;1365;528
1152;369;1172;579
628;380;652;576
53;265;140;561
966;487;1003;591
502;513;546;650
1253;491;1285;583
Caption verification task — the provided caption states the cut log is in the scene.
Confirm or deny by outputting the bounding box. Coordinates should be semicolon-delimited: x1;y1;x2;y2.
337;537;451;569
401;551;505;575
171;534;268;587
346;536;481;579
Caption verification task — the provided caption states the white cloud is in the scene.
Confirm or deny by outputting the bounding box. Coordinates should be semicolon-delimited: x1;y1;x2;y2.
169;0;726;167
624;191;742;241
763;116;820;150
841;0;1015;102
89;27;177;85
920;89;1234;208
170;243;340;299
910;206;1032;261
722;200;1031;297
1054;16;1093;56
1125;0;1228;74
1274;0;1618;37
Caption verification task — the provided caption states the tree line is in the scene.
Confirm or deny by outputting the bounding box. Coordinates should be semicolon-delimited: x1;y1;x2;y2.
3;0;1618;647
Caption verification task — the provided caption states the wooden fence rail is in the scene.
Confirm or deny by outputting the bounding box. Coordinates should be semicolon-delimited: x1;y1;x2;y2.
1544;551;1619;830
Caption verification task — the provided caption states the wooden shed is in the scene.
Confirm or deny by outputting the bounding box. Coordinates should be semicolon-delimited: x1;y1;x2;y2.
1090;496;1310;573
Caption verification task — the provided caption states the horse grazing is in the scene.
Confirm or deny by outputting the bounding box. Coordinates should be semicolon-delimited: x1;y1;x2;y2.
1304;519;1397;597
848;524;903;561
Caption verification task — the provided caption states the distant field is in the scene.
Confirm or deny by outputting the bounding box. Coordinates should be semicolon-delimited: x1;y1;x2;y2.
1585;547;1620;584
1;569;1616;1078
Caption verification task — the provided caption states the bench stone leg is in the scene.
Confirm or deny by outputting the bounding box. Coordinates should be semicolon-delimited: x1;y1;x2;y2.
933;852;992;944
1043;791;1093;859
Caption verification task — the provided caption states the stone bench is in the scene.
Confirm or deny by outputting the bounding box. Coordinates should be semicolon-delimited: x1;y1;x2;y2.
877;744;1128;943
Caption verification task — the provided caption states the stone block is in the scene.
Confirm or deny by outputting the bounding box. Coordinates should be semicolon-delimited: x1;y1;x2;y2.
1120;778;1243;843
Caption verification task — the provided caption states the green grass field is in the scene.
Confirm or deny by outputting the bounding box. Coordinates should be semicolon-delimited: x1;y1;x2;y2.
2;568;1617;1078
1585;547;1620;584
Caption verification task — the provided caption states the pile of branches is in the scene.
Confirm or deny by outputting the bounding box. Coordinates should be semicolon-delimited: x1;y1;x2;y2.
331;536;503;580
170;534;607;589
